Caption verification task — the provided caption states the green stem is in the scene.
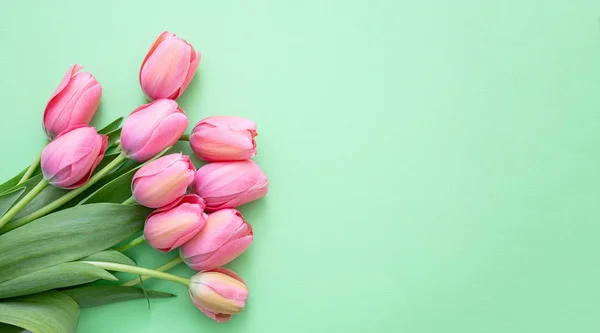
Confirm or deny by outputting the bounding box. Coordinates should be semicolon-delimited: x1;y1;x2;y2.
121;196;137;205
18;152;42;185
121;256;184;287
1;154;127;233
0;179;48;230
180;134;189;141
82;261;191;287
115;235;145;252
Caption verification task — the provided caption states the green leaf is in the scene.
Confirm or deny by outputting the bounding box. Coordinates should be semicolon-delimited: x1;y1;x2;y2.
0;169;27;195
0;188;25;218
61;285;174;309
0;203;150;283
9;181;68;221
98;117;123;134
0;323;24;333
78;166;137;205
105;128;122;148
0;291;79;333
78;147;172;205
0;262;116;299
82;250;136;266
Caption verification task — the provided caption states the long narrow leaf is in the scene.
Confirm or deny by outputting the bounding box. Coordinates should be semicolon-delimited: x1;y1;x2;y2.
0;168;27;195
0;262;116;299
0;203;150;283
0;188;25;218
98;117;123;134
62;285;174;309
0;291;79;333
82;250;136;266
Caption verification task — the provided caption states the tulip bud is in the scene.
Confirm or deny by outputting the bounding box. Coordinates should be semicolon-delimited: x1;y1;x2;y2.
132;153;195;208
43;65;102;139
144;194;207;252
181;209;253;271
140;31;201;100
189;268;248;323
190;116;257;162
41;126;108;189
194;160;268;211
121;99;188;162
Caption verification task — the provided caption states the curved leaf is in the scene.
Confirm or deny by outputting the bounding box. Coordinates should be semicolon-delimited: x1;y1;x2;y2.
0;203;150;283
105;128;122;148
0;168;27;195
0;323;24;333
62;286;174;309
79;147;172;205
0;263;116;299
0;188;25;218
82;250;136;266
98;117;123;134
78;166;137;205
0;291;79;333
10;184;68;222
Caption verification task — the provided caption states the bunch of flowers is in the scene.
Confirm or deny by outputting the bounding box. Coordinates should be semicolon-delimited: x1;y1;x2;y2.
0;31;268;332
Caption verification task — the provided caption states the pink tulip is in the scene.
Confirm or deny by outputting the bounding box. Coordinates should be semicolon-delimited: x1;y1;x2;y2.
189;268;248;323
41;126;107;189
190;116;257;162
140;31;201;100
132;153;195;208
144;194;207;252
120;99;188;162
180;209;253;271
193;160;269;211
43;65;102;139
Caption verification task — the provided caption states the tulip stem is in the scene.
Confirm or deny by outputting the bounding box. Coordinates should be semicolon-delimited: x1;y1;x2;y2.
82;261;191;287
121;256;184;287
180;134;189;141
18;151;42;185
0;154;127;233
122;196;137;205
0;179;49;230
115;235;146;252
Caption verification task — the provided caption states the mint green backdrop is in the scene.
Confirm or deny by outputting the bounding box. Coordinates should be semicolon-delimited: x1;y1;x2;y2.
1;1;600;332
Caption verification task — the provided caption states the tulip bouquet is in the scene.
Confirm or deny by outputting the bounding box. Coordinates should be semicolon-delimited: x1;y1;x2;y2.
0;31;268;333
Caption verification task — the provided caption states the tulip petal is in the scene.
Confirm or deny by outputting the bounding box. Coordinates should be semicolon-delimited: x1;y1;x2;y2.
181;209;244;255
129;111;188;162
176;50;201;99
141;37;191;99
191;235;254;271
70;82;102;127
139;31;172;83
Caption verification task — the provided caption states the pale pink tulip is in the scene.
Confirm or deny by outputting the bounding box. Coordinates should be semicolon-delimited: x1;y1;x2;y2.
181;209;253;271
41;126;107;189
189;268;248;323
144;194;207;252
140;31;201;100
120;99;188;162
190;116;257;162
193;160;269;211
132;153;195;208
43;65;102;139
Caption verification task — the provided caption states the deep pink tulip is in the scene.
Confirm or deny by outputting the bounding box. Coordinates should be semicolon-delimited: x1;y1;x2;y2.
120;99;188;162
144;194;207;252
180;209;253;271
132;153;195;208
140;31;201;100
193;160;269;211
43;65;102;139
41;126;107;189
189;268;248;323
190;116;257;162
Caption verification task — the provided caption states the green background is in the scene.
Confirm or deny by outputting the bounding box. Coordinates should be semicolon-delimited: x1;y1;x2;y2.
2;0;600;332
